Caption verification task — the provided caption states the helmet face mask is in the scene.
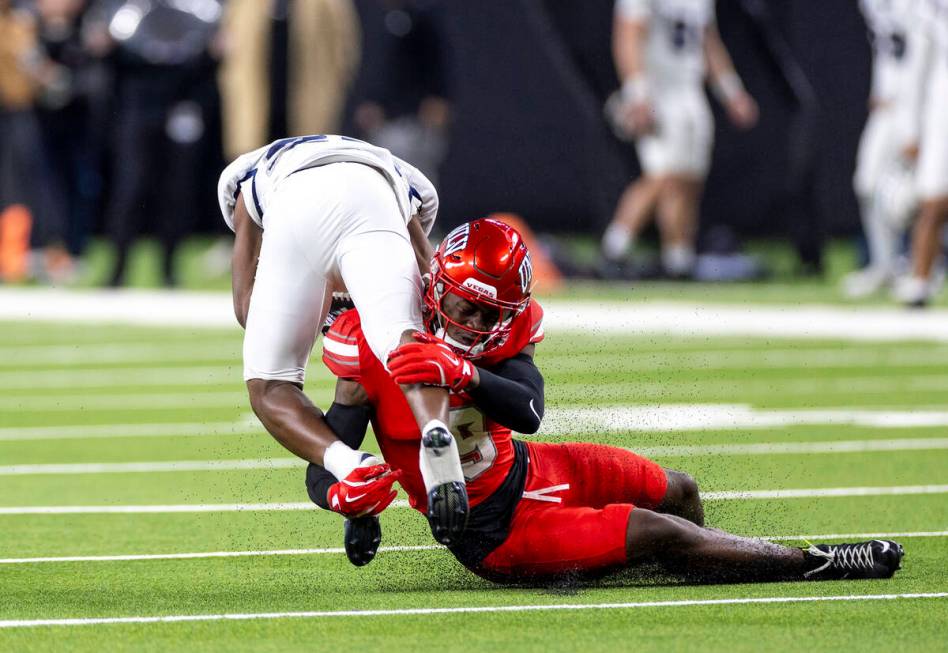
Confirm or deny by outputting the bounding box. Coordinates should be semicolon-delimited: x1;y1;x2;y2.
424;219;533;359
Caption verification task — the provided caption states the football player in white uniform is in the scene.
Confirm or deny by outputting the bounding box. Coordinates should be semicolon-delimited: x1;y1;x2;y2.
218;134;468;544
844;0;931;298
895;0;948;306
601;0;758;277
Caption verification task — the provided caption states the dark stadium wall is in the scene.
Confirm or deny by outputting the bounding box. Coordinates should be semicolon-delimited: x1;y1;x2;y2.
349;0;870;239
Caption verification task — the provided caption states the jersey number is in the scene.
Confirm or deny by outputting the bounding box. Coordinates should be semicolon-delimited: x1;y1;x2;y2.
449;405;498;482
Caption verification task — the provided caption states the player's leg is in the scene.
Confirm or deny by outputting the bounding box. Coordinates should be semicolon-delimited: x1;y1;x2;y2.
531;442;703;525
654;92;710;278
601;175;662;262
897;62;948;306
242;175;338;463
845;111;900;297
626;509;903;582
658;468;703;526
656;174;702;277
600;97;673;266
330;163;464;545
900;196;948;306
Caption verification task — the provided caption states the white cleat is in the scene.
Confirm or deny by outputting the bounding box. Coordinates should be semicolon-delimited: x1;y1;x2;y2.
841;267;891;298
892;275;935;307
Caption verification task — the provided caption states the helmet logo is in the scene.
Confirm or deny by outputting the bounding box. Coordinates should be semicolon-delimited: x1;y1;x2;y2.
462;277;497;299
518;253;533;293
443;223;470;257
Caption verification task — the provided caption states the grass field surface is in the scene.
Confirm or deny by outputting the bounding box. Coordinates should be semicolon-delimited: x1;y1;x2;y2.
1;287;946;651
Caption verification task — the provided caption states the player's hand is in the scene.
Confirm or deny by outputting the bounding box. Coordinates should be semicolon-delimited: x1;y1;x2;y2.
623;100;656;135
326;460;402;518
387;333;476;392
901;142;919;162
726;92;758;130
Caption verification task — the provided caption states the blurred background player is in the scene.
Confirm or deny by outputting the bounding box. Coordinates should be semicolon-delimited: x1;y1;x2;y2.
894;0;948;306
600;0;758;279
843;0;930;299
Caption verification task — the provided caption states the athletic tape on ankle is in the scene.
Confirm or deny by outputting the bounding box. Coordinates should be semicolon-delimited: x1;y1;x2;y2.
323;441;368;480
419;421;465;492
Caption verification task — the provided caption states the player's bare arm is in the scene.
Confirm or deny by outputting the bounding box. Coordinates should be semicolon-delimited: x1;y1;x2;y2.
407;215;433;276
230;191;261;329
613;13;654;135
703;24;758;129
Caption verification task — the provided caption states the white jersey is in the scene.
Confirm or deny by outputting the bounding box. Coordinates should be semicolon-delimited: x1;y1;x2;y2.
615;0;715;87
918;0;948;52
860;0;924;103
217;134;438;236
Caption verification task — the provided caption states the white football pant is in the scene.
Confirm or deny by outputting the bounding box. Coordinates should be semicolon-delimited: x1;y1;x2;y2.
243;162;423;383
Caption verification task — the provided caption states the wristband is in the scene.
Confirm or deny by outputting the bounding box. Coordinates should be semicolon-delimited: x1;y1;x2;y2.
323;440;366;480
621;76;650;105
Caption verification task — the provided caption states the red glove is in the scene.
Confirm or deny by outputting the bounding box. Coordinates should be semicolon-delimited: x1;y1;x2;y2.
327;463;402;517
387;333;476;392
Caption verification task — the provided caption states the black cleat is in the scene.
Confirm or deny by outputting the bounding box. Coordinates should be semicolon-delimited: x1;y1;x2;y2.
343;515;382;567
426;481;469;546
421;427;469;546
803;540;904;580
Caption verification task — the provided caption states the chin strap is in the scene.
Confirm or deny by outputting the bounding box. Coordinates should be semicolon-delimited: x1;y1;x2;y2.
435;326;485;358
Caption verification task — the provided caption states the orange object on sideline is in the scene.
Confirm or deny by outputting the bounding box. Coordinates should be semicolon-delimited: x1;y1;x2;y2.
0;204;32;282
488;213;563;292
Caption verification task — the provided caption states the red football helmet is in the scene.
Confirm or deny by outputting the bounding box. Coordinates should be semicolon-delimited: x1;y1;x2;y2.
424;218;534;358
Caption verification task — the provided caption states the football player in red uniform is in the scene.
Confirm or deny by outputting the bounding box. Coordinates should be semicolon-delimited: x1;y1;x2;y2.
307;219;904;583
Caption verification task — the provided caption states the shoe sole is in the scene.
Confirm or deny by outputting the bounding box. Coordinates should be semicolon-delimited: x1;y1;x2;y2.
344;516;382;567
421;428;469;546
426;481;469;546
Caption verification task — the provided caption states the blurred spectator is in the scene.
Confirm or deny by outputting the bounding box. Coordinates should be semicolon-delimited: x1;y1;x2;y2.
895;0;948;307
350;0;452;185
0;0;71;282
84;0;223;287
35;0;108;271
600;0;758;279
218;0;360;160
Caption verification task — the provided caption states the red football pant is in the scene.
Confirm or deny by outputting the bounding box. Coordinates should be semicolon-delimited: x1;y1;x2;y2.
479;441;668;580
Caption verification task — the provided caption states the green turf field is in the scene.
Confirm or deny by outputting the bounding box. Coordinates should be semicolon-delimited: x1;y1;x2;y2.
1;296;946;651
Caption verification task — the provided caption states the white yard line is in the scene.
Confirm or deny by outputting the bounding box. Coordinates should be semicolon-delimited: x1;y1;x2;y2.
703;485;948;500
6;342;948;370
764;530;948;542
545;346;948;372
6;288;948;341
3;437;947;475
634;438;948;457
0;459;305;475
0;367;238;391
0;421;260;442
6;405;948;442
0;392;246;413
0;593;944;629
0;545;444;564
1;531;944;565
4;374;948;410
541;405;948;433
1;485;946;515
0;343;240;367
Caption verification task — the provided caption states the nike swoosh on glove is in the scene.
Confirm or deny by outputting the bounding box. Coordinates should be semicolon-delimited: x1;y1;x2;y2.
387;333;475;392
326;461;403;518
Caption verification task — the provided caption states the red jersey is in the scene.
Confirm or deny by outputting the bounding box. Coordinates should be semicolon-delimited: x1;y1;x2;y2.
321;301;545;512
